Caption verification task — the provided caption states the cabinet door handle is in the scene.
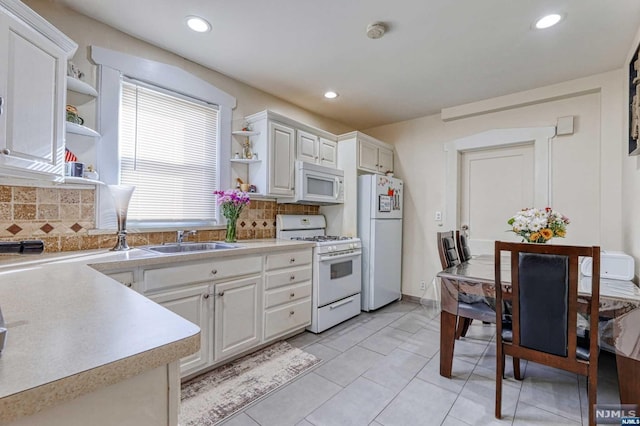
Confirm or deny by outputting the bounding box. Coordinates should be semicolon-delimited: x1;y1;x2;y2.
0;96;3;116
290;258;296;263
1;148;9;155
125;282;132;288
290;292;295;298
289;275;295;281
211;269;217;275
289;310;295;316
203;293;210;299
217;291;225;297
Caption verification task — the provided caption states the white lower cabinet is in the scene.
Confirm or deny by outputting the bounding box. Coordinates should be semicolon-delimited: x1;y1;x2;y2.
264;250;312;341
149;284;213;377
214;275;262;361
113;246;312;378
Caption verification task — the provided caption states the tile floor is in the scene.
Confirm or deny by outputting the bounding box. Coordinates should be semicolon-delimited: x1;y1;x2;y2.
221;300;620;426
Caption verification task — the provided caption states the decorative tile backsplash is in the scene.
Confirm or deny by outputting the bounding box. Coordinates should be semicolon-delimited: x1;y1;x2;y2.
0;185;319;252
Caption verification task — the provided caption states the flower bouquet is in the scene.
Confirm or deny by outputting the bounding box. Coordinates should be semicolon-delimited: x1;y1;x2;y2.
214;189;251;242
507;207;570;243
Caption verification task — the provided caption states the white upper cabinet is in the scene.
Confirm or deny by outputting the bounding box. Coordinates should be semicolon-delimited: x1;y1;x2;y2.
0;1;77;180
296;130;337;168
357;136;394;174
377;145;394;173
296;129;318;164
268;121;295;196
244;111;296;197
319;137;337;168
244;110;339;197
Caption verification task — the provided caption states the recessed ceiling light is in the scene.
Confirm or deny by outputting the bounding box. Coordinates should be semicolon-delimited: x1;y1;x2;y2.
186;16;211;33
534;14;563;29
324;91;339;99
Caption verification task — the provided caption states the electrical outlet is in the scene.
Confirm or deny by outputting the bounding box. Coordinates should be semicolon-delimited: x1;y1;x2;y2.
420;280;426;290
434;211;442;221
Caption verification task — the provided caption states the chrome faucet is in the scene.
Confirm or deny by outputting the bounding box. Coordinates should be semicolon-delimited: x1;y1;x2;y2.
177;230;197;244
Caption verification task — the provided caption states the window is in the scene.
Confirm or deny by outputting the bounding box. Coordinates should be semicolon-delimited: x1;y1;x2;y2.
91;46;236;230
119;80;219;226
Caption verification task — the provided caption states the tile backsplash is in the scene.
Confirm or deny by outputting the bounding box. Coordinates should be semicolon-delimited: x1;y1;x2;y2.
0;185;319;253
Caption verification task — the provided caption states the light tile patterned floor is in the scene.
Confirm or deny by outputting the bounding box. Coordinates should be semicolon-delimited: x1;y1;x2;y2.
220;300;619;426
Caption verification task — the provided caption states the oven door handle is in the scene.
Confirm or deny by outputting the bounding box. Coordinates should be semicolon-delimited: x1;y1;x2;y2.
329;297;356;310
318;251;362;262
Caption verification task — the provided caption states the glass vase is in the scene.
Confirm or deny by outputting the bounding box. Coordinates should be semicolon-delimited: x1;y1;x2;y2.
225;216;238;243
108;184;135;251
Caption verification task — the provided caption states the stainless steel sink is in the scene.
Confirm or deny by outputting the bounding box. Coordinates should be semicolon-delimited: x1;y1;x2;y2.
142;242;237;254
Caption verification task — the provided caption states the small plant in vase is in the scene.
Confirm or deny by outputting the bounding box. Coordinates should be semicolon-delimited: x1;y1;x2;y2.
507;207;570;243
214;189;251;242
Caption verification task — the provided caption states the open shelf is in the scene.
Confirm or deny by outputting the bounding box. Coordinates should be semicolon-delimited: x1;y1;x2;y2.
230;158;261;164
66;76;98;105
66;76;98;97
63;176;104;185
66;121;101;138
232;130;260;137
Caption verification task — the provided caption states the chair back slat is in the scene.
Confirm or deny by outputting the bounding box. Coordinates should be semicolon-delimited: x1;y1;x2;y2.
518;253;569;356
456;230;472;262
437;231;461;269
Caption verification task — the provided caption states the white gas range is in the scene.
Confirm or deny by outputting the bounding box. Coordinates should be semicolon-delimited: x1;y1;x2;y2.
276;215;362;333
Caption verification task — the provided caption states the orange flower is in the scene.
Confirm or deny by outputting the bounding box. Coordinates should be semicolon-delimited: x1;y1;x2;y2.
540;229;553;240
529;232;541;242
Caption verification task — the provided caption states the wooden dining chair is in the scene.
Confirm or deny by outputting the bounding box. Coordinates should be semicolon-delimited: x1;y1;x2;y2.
494;241;600;426
455;230;472;262
437;231;495;339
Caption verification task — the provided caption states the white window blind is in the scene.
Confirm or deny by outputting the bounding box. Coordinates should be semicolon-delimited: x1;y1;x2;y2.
119;80;219;225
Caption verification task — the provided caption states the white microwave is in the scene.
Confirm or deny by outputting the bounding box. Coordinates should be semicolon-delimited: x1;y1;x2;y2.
279;161;344;205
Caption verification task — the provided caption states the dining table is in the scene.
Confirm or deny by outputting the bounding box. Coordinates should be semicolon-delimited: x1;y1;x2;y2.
437;254;640;405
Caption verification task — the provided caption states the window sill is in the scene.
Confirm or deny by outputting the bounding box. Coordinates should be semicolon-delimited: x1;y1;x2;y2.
88;224;226;236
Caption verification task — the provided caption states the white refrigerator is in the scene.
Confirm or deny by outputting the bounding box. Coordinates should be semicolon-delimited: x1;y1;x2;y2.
358;174;403;311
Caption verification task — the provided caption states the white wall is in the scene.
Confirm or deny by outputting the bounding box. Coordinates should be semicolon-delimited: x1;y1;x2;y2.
622;25;640;279
365;70;625;298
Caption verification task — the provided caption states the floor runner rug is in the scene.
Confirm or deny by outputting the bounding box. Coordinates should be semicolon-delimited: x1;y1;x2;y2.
180;341;321;425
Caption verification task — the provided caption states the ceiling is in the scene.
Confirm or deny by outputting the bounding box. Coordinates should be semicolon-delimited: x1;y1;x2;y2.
55;0;640;129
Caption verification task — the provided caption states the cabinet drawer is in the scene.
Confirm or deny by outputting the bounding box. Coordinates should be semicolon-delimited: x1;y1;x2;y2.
212;256;262;281
143;261;214;293
264;298;311;341
265;266;312;290
142;256;262;294
266;250;312;270
265;282;311;309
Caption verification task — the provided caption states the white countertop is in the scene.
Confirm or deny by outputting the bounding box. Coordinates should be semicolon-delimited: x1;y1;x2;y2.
0;238;314;423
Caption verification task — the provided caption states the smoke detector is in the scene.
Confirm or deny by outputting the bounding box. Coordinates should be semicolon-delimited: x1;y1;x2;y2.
366;22;387;39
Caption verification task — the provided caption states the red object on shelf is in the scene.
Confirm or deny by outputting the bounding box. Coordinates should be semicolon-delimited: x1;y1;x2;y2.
65;148;77;162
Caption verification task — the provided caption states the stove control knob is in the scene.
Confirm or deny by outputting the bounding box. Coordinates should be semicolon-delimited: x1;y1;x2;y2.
349;243;355;249
333;246;338;252
327;246;334;252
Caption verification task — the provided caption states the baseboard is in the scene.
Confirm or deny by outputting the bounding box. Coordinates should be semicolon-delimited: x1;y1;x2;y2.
401;294;440;310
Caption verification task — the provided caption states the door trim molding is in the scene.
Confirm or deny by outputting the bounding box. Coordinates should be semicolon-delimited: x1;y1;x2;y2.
444;127;556;231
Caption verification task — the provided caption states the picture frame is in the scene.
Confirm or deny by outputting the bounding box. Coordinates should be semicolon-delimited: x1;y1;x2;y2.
628;43;640;155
